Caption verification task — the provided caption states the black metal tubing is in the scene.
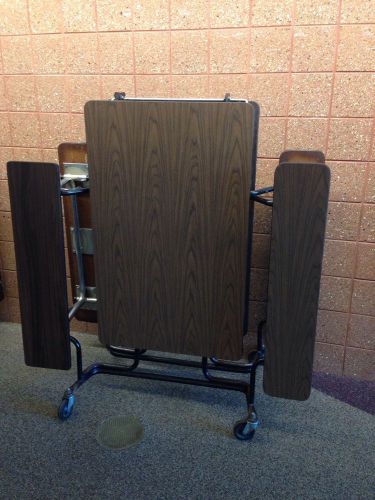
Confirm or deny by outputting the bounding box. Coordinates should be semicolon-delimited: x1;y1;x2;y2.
108;346;256;374
209;348;260;368
252;186;274;195
60;186;89;196
69;336;83;379
69;362;251;396
250;186;274;206
247;364;258;407
68;336;264;405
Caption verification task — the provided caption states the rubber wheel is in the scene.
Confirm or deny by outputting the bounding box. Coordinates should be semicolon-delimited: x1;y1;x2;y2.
233;421;255;441
58;396;74;420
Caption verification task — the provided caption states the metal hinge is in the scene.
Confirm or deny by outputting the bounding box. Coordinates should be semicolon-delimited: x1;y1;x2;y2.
61;163;89;190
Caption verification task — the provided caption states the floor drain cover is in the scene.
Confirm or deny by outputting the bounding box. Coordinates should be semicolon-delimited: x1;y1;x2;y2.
96;415;144;450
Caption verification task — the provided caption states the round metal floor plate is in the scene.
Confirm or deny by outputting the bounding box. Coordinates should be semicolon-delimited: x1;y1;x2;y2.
96;415;144;450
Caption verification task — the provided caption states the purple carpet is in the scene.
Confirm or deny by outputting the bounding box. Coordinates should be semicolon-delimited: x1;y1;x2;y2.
312;372;375;415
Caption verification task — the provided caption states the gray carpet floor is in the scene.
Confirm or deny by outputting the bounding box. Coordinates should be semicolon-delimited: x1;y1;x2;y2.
0;322;374;500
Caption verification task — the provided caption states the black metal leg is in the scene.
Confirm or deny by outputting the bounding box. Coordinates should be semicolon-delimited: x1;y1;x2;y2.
231;358;261;441
58;355;140;421
234;323;265;440
70;335;83;379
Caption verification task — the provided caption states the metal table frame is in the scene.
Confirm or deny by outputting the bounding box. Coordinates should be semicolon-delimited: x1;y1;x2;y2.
58;95;273;441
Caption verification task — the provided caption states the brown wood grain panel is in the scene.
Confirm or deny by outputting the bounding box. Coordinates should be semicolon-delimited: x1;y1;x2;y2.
85;100;256;358
7;162;71;369
58;143;97;323
263;162;330;400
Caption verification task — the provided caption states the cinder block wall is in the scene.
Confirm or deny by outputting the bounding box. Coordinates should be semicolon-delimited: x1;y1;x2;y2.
0;0;374;380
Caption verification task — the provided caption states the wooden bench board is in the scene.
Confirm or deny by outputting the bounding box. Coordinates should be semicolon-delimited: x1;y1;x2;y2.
7;162;71;369
263;162;330;400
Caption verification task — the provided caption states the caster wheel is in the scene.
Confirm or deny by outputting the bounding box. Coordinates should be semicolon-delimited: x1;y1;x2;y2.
233;421;255;441
58;394;75;420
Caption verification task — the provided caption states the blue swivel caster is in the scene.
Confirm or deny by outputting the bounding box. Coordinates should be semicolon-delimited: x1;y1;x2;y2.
233;406;259;441
58;390;75;420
